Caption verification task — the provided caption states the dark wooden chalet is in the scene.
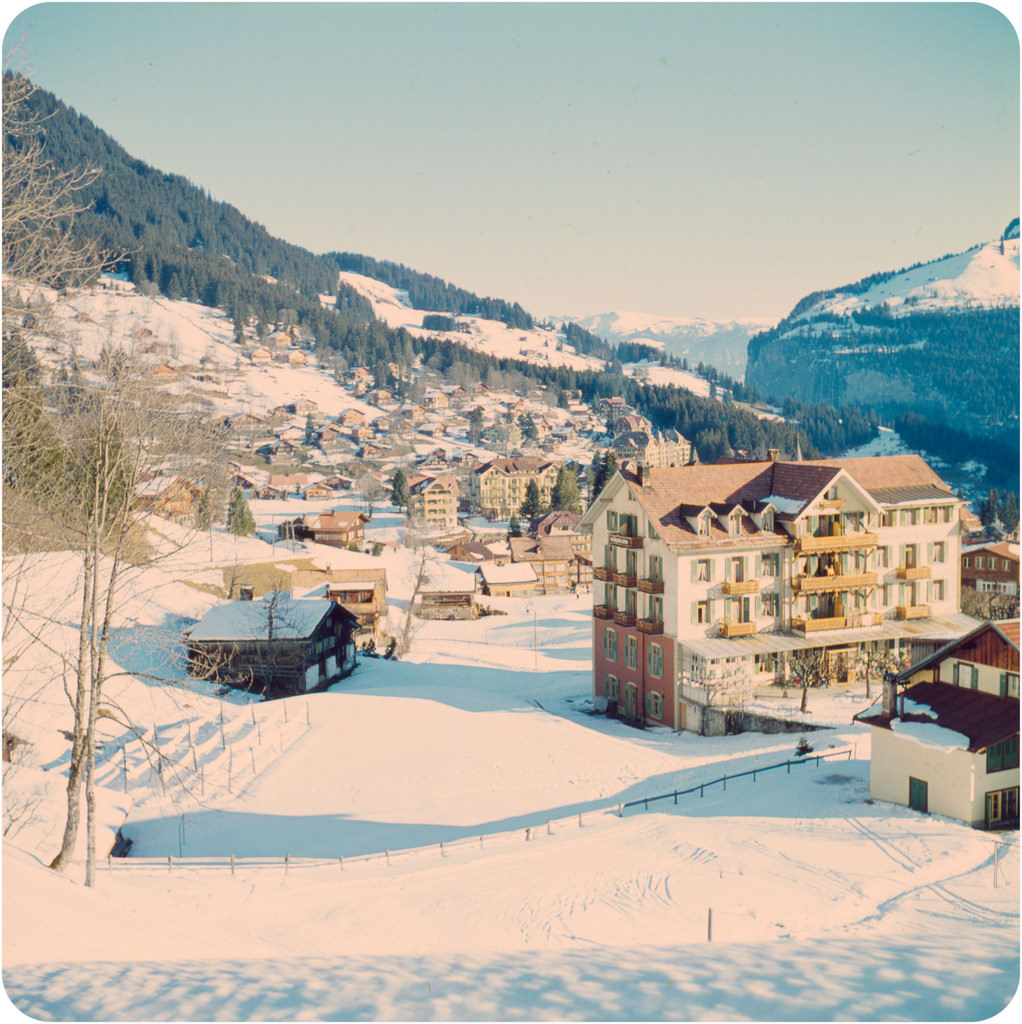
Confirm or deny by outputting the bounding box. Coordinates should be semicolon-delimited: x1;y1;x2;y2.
185;594;358;695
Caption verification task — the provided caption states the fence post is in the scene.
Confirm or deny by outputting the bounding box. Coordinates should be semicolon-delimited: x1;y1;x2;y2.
700;784;704;798
385;849;390;865
786;761;791;774
723;773;727;791
546;820;551;835
618;803;623;817
122;745;129;793
674;790;677;804
168;855;172;874
251;703;256;726
230;853;235;876
526;827;531;842
753;770;757;783
579;812;583;828
285;852;290;875
644;797;649;810
441;839;445;857
251;748;256;774
284;702;289;724
339;856;344;871
707;907;713;942
306;702;311;727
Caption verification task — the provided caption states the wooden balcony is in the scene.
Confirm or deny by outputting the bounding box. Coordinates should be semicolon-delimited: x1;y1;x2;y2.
609;532;643;549
897;604;930;620
637;576;665;594
612;571;637;588
792;616;847;633
896;566;932;581
720;619;756;638
817;498;845;509
722;579;760;596
795;532;877;555
592;604;612;620
593;566;613;582
637;617;664;635
613;609;637;627
792;571;877;594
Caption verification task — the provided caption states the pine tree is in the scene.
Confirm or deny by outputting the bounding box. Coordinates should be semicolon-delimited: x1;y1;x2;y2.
226;486;255;536
391;468;410;509
194;489;213;530
508;514;522;539
551;465;581;512
520;479;543;519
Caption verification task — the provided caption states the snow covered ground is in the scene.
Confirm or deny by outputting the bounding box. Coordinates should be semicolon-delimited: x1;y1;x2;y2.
3;520;1019;1021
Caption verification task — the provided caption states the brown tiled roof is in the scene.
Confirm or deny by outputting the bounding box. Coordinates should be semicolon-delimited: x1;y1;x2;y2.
999;620;1021;647
476;456;556;475
625;456;956;551
857;681;1018;752
510;535;574;562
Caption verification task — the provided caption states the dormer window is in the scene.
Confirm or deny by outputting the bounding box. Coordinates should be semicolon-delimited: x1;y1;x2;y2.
762;509;774;532
728;511;741;537
698;511;711;537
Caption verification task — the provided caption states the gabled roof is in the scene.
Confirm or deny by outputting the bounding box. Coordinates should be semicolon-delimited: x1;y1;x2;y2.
855;681;1018;752
897;619;1021;681
510;536;575;562
188;596;355;642
478;561;538;585
596;455;957;552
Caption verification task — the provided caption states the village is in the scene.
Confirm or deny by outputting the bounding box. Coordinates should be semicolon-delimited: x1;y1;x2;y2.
3;276;1019;1021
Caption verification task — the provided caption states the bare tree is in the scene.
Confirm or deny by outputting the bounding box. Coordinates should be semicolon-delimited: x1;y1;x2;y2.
788;645;827;714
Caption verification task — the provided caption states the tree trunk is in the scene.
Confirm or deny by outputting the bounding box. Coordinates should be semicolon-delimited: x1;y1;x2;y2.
800;679;809;713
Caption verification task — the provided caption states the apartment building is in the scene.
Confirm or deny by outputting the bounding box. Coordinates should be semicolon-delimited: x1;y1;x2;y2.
407;474;460;531
962;542;1020;596
579;454;972;734
469;456;560;520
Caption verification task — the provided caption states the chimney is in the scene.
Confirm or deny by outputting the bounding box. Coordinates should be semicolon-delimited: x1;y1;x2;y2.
882;672;898;718
767;448;780;463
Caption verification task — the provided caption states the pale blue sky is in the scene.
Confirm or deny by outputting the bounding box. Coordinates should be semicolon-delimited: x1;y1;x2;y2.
4;2;1019;321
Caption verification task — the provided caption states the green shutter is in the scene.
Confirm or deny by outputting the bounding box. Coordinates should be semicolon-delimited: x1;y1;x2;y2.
725;559;732;581
691;559;698;583
1001;673;1008;698
971;666;979;690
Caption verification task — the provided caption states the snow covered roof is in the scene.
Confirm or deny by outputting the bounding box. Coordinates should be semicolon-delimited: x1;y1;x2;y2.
187;595;352;642
478;562;538;585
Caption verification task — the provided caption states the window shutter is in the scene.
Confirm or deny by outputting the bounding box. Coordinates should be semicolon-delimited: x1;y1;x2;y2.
971;665;979;690
691;560;698;584
691;602;697;625
1001;673;1008;698
709;560;715;583
953;663;960;686
725;559;732;581
755;595;762;618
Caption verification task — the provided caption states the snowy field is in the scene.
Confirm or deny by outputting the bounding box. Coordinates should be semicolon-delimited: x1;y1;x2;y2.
3;516;1019;1021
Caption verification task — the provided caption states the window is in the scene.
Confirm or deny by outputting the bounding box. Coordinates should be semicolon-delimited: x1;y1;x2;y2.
933;579;944;601
606;674;620;701
763;593;779;617
728;512;741;537
877;547;889;569
987;737;1019;774
625;634;638;670
696;601;710;624
762;552;780;577
607;510;618;531
986;787;1018;827
647;642;663;678
932;542;945;563
1000;673;1019;698
698;511;711;536
976;556;986;570
646;690;664;718
881;511;895;528
649;555;663;583
603;628;618;661
762;509;774;532
697;559;711;582
963;556;971;569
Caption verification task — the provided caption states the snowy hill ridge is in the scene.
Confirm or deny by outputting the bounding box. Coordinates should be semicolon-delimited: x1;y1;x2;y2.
790;235;1020;323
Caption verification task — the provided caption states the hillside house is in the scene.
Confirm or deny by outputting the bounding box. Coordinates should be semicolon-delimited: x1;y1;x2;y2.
292;566;388;644
135;476;203;525
407;475;460;531
185;594;358;695
580;454;973;734
855;620;1019;829
509;536;589;595
470;456;560;520
962;543;1020;596
477;561;538;598
288;510;370;548
416;566;478;620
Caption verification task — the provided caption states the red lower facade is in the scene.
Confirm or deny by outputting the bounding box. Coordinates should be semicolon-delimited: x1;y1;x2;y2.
593;619;675;727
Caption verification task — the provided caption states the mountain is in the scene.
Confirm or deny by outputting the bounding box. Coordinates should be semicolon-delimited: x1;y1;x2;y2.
564;312;776;378
745;229;1020;459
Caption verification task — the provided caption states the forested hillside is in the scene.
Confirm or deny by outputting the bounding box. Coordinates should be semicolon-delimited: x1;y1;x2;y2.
3;74;878;464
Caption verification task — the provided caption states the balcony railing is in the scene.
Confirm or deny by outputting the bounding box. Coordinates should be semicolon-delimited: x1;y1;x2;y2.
896;566;932;581
722;579;760;596
612;571;637;588
613;609;637;627
795;532;878;555
593;566;613;582
896;604;930;620
609;533;644;549
720;619;757;638
592;604;613;620
792;572;877;594
637;576;665;594
637;617;664;635
792;616;847;633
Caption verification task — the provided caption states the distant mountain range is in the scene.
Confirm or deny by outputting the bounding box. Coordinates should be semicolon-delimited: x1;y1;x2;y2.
561;312;776;378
